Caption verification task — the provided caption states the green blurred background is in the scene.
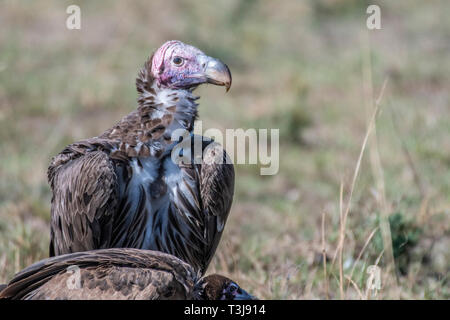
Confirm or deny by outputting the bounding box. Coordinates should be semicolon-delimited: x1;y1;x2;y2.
0;0;448;299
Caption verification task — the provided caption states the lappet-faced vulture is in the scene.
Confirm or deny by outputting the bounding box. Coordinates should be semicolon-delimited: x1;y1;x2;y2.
47;41;234;274
0;248;255;300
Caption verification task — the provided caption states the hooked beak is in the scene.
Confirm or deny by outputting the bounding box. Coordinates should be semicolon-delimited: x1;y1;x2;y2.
201;56;232;92
234;288;258;300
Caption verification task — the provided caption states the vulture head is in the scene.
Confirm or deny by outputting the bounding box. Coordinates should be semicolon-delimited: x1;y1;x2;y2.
196;274;257;300
150;40;232;91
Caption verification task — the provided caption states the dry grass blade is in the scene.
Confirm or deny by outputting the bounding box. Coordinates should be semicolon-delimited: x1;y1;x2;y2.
347;227;379;291
362;33;397;293
389;99;427;198
331;182;344;266
321;212;329;299
345;275;365;300
331;85;385;299
338;182;344;299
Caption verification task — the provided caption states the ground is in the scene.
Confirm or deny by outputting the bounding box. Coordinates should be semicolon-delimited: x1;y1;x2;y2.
0;0;448;299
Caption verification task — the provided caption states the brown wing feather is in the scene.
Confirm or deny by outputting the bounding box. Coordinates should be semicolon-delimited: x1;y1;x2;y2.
154;138;234;274
199;141;235;270
48;145;118;256
0;249;197;300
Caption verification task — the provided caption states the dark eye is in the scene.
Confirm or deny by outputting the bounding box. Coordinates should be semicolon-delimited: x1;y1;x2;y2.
172;56;183;66
228;283;238;293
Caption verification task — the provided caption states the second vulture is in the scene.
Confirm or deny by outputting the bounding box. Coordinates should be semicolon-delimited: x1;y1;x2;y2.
48;41;235;274
0;248;255;300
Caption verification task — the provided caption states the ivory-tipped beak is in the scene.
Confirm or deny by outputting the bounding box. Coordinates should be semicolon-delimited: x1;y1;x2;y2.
204;57;232;92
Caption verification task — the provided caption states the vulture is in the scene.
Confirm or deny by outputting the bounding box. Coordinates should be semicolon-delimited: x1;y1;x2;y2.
0;248;256;300
48;40;235;274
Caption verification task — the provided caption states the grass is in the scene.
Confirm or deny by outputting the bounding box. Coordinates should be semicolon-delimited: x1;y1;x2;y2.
0;0;449;299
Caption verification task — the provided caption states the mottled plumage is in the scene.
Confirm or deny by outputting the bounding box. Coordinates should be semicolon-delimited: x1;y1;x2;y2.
0;249;255;300
48;41;234;274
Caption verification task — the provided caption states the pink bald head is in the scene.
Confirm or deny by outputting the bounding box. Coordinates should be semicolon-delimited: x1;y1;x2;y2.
150;40;232;91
